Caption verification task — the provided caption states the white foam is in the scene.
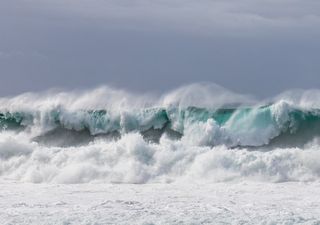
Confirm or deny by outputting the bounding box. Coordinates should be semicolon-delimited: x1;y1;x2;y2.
1;84;320;183
0;131;320;184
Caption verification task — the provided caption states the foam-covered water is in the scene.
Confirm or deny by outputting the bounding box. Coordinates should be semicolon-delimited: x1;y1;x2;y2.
1;84;320;184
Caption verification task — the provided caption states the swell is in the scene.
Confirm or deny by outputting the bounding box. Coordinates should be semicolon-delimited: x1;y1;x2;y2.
1;101;320;148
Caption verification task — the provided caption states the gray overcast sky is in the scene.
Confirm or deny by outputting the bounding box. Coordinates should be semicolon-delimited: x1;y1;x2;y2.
1;0;320;97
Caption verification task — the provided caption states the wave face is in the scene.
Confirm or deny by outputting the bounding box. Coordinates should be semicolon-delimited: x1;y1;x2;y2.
1;84;320;183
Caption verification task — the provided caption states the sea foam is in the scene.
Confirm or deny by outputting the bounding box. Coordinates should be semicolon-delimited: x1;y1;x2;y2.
1;84;320;183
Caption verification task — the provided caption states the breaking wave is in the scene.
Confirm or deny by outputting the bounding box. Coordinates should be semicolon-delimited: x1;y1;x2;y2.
1;83;320;183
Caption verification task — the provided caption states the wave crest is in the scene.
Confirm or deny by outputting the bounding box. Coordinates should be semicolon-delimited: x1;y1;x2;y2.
1;100;320;148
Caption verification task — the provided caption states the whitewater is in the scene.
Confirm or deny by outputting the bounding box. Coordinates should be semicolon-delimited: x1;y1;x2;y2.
1;83;320;224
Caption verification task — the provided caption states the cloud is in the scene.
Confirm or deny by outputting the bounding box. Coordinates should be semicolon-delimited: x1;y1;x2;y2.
0;51;47;60
12;0;320;37
0;0;319;97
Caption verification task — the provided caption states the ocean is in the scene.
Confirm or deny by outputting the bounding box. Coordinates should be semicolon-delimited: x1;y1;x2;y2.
1;84;320;224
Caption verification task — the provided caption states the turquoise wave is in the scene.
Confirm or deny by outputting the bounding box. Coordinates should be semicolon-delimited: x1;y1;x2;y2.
1;103;320;147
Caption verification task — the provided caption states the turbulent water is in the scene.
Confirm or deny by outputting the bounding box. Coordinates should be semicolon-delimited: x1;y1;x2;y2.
1;84;320;184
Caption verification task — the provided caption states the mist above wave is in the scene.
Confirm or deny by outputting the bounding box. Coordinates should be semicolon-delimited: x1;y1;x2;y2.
0;83;255;111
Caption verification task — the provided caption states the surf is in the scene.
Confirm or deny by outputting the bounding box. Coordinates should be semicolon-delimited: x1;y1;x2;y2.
1;84;320;184
1;101;320;148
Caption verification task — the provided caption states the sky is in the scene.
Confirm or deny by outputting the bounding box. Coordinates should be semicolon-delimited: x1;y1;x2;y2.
1;0;320;98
